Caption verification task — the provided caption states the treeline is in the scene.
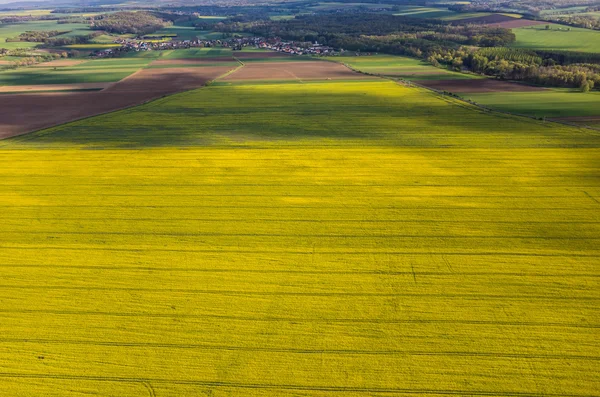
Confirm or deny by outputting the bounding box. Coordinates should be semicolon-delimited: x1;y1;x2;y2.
217;12;599;90
4;30;102;47
429;46;600;90
6;30;69;43
91;11;170;35
0;51;69;69
544;14;600;30
57;18;89;24
51;7;120;14
466;52;599;90
448;0;600;17
0;15;60;23
43;32;102;47
215;14;516;46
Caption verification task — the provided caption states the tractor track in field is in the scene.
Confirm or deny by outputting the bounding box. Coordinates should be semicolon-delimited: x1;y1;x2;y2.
0;338;599;360
0;373;596;396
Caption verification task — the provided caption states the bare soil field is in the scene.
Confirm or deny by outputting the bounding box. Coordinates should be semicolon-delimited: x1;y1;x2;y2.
456;14;516;24
151;57;236;66
32;60;85;68
233;51;293;60
104;67;232;94
417;78;546;93
492;19;546;28
221;61;370;81
0;82;111;93
456;14;545;28
0;66;235;139
551;116;600;127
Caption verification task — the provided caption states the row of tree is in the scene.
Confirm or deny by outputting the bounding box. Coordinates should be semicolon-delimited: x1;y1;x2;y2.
6;30;69;43
214;13;516;47
432;47;600;90
448;0;599;18
544;15;600;30
1;51;69;69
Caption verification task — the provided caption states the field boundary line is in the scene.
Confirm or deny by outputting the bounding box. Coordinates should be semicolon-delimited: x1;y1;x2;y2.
0;310;597;327
0;246;597;256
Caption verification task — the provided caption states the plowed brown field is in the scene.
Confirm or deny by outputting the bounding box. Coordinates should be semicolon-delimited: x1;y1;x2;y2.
222;61;370;81
0;66;235;139
0;83;112;93
150;58;236;66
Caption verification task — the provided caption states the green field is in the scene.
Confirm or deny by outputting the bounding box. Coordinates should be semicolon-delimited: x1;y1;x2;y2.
334;54;480;80
466;89;600;119
64;44;121;50
512;24;600;53
0;57;150;85
393;5;460;19
0;68;136;85
0;20;90;50
154;25;203;40
310;2;396;11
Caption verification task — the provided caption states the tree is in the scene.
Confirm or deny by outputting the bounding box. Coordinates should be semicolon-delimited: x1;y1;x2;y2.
580;80;590;92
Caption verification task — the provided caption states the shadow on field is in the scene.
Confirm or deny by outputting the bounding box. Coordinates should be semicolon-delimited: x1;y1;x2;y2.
4;79;596;149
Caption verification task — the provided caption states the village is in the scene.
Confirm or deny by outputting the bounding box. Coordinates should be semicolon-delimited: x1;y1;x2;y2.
92;35;340;58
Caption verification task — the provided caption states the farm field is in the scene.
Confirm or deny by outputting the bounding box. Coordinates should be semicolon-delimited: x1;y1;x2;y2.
0;56;237;137
512;24;600;53
418;79;545;93
466;90;600;123
161;48;234;59
393;5;459;19
0;20;90;50
221;61;368;82
0;78;598;395
0;82;111;93
333;55;479;80
453;14;543;28
0;57;158;86
0;65;139;86
310;2;396;11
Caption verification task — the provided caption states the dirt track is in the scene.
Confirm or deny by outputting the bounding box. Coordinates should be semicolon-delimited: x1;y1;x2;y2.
222;61;370;81
0;66;235;139
416;79;546;93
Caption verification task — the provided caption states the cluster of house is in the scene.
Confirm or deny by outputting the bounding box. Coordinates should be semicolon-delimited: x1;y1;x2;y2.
258;41;337;56
91;35;340;58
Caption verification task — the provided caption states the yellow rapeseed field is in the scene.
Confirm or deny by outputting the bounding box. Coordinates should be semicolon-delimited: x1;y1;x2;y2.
0;80;598;396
